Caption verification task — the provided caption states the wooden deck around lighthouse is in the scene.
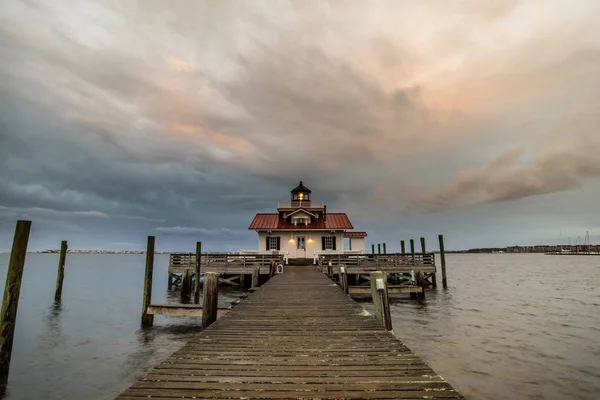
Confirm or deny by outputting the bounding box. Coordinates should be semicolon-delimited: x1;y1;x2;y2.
116;265;462;399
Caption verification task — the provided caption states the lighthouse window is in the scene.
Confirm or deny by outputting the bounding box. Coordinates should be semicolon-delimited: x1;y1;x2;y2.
324;236;334;250
268;236;280;250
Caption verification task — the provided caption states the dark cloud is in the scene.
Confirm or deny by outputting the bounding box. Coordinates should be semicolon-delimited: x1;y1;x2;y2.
1;0;600;251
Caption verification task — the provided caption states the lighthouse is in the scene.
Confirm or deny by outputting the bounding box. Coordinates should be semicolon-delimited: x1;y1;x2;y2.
248;181;367;261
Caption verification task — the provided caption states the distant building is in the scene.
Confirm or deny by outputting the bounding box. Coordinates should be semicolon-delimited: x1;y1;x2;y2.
248;181;367;260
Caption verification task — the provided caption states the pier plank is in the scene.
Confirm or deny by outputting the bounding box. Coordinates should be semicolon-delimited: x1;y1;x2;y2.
116;265;461;399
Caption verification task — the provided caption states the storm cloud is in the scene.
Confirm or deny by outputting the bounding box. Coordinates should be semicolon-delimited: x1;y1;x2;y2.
1;0;600;251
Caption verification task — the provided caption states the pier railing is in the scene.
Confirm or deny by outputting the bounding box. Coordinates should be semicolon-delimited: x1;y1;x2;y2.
169;252;284;274
318;252;436;273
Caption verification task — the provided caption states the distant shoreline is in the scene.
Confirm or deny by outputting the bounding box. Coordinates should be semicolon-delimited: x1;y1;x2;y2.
33;251;169;255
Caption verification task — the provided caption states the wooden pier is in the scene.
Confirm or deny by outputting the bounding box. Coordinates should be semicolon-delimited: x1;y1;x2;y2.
318;252;439;298
168;253;283;288
116;264;461;399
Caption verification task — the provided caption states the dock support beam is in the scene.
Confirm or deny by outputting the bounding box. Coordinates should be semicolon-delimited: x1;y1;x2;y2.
54;240;68;302
383;243;387;254
0;220;31;390
202;273;218;329
421;237;436;288
370;271;392;331
141;236;155;327
371;244;375;254
439;234;448;289
194;242;202;304
410;239;415;264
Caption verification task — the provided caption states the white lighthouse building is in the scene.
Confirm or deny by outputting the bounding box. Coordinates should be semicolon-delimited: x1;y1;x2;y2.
248;181;367;261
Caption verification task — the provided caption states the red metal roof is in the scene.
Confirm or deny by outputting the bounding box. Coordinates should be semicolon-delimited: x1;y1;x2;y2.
248;213;354;230
344;231;368;237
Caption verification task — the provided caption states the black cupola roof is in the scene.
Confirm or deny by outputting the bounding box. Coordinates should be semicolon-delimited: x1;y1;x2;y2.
291;181;311;202
291;181;311;194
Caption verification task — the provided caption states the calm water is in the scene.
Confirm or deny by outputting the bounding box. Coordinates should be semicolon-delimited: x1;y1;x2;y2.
0;253;598;399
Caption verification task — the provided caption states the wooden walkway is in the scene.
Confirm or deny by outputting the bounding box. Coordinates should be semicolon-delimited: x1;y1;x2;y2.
116;265;462;399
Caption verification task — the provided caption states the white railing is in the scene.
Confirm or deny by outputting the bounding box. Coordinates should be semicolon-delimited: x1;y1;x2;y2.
312;249;364;264
277;201;324;209
239;249;291;263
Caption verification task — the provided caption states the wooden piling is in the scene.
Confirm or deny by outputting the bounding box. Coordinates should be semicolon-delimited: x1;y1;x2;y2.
327;262;334;279
181;270;193;299
251;265;260;289
415;270;425;299
401;240;406;255
202;273;219;329
194;242;202;304
383;243;387;254
377;243;381;254
338;265;348;294
239;273;245;289
54;240;68;302
141;236;155;327
410;239;415;264
369;271;392;331
439;234;448;289
0;220;31;389
371;244;375;254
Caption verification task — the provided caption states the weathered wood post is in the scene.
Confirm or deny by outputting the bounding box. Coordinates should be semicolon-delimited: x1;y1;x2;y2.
251;265;260;289
421;237;437;288
181;270;193;299
377;243;381;254
383;243;387;254
0;220;31;389
141;236;155;327
194;241;202;304
202;272;219;329
410;239;415;264
327;261;334;280
439;234;448;289
369;271;392;331
338;264;348;294
371;244;375;254
54;240;68;302
415;270;425;299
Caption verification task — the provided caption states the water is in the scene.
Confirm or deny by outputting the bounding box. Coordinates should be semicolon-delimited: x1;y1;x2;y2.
0;253;242;400
364;254;600;400
0;253;598;399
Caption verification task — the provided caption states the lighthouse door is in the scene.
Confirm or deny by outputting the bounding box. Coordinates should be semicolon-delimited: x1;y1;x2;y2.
296;236;306;258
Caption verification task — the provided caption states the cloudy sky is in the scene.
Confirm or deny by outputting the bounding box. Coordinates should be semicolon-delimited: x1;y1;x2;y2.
1;0;600;252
